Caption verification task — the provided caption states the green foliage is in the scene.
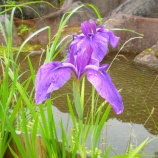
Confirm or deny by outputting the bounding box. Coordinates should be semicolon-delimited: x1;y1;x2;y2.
6;0;16;5
17;24;34;35
111;139;149;158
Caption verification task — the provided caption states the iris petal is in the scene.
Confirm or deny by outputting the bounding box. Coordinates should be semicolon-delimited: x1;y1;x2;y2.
91;34;108;62
85;65;124;114
81;21;91;36
106;30;120;48
35;62;73;104
75;45;92;78
68;20;120;64
97;28;120;48
67;35;93;78
89;19;96;34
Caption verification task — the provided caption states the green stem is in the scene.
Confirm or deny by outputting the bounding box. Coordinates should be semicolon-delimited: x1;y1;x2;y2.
73;80;83;120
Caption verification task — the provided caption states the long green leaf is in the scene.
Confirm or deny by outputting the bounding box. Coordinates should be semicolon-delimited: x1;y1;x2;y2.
8;145;20;158
8;70;36;117
127;139;149;158
103;145;111;158
21;106;33;158
31;114;39;158
93;105;111;150
67;95;77;130
1;106;28;158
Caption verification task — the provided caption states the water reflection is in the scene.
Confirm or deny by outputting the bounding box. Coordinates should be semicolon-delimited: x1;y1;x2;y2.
103;118;158;157
51;105;158;157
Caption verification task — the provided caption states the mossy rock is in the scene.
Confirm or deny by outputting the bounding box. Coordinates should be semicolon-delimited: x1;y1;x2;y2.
154;49;158;58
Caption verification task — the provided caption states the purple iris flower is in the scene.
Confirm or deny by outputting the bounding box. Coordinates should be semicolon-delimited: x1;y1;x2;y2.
68;19;120;65
35;20;124;114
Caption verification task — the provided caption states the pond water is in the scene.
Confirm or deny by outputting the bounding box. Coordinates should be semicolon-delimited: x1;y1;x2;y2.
18;51;158;157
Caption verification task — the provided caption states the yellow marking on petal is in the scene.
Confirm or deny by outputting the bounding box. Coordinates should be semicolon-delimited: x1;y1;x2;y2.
99;71;103;75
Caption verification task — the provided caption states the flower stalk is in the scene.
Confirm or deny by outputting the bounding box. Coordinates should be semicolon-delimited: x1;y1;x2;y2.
72;79;83;120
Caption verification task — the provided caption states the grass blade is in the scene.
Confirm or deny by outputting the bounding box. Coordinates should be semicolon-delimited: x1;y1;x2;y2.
127;139;149;158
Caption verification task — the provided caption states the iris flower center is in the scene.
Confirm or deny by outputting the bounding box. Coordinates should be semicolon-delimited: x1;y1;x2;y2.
88;33;93;39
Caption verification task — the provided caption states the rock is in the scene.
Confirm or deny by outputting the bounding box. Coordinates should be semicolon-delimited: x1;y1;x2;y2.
73;0;126;17
13;0;126;19
110;0;158;18
104;14;158;53
134;41;158;70
14;0;60;19
0;14;21;46
65;1;97;26
104;0;158;53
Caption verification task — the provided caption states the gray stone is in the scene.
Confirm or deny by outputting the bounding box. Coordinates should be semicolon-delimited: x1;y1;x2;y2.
103;0;158;54
12;0;125;20
111;0;158;18
14;0;60;19
73;0;125;17
134;41;158;70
